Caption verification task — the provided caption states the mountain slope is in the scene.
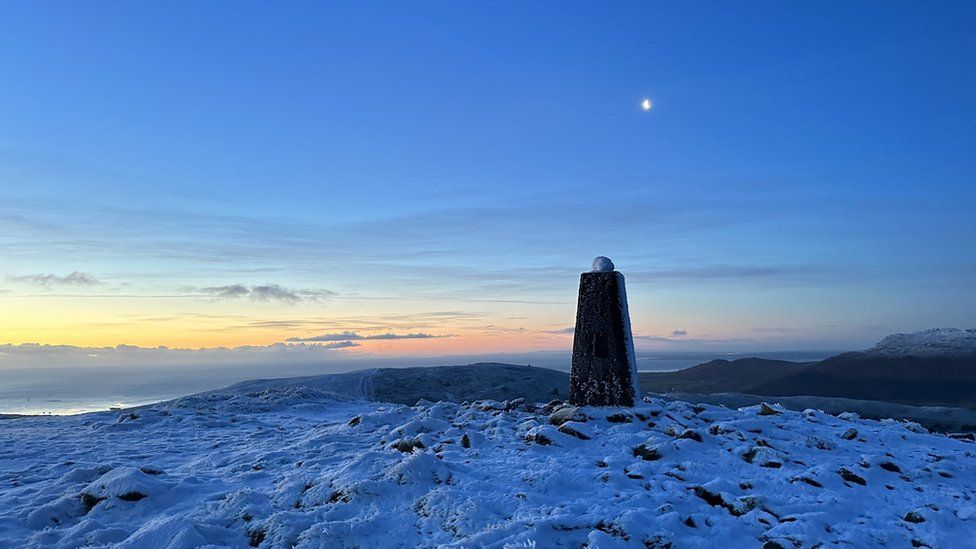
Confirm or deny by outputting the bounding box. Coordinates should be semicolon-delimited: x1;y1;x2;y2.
750;352;976;408
639;358;810;394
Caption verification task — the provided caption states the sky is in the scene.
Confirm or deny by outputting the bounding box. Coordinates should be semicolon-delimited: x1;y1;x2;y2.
1;2;974;369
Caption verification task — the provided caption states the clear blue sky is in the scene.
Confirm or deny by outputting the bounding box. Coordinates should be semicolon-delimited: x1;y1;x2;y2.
1;2;974;359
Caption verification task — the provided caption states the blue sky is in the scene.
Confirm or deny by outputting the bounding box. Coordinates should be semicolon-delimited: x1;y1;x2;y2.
1;2;974;361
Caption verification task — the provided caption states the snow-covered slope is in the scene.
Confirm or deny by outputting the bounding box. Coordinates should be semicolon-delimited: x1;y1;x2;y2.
867;328;976;356
2;386;974;548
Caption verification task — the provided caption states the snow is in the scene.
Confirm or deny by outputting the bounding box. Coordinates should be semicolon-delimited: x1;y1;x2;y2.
866;328;976;356
591;256;615;272
2;383;974;548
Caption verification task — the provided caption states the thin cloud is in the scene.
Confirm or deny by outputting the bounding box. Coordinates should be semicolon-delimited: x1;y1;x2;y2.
628;264;823;283
199;284;336;304
544;327;576;335
7;271;102;287
671;329;688;337
286;332;448;342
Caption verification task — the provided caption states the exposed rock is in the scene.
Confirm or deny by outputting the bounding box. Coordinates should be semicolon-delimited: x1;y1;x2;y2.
759;403;781;416
633;443;663;461
503;398;525;411
644;535;675;548
248;527;267;547
557;422;591;440
838;467;866;486
606;413;633;423
328;490;350;503
526;432;553;446
840;428;858;440
791;476;823;488
472;400;505;412
549;406;586;426
541;400;564;414
880;461;902;473
903;511;926;523
693;486;743;517
805;436;836;451
675;429;703;443
392;438;426;453
79;493;105;513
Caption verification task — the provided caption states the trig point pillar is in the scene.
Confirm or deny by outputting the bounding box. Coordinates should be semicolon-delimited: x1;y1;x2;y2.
569;256;641;407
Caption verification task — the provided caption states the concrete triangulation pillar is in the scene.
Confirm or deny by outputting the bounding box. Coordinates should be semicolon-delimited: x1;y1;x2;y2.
568;256;641;407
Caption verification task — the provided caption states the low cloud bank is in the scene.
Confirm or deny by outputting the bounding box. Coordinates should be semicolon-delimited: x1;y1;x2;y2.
0;341;358;368
286;332;448;342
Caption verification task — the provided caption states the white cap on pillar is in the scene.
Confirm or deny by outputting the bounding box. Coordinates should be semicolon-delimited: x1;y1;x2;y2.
591;256;615;272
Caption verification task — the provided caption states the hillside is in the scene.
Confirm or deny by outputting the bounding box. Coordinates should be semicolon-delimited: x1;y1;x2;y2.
639;358;811;395
2;383;973;547
640;330;976;410
751;353;976;408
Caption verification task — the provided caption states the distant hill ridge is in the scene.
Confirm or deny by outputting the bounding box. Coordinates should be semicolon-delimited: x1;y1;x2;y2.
642;329;976;410
220;362;569;405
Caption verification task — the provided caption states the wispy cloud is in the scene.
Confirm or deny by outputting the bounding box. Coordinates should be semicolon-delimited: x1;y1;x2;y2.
671;329;688;337
544;327;576;335
286;332;448;342
199;284;336;304
7;271;102;287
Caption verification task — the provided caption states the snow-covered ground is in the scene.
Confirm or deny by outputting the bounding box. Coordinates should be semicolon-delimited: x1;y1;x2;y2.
867;328;976;356
2;383;975;548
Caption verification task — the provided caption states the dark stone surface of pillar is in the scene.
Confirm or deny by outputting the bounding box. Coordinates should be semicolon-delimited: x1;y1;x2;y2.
569;269;640;407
